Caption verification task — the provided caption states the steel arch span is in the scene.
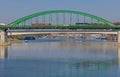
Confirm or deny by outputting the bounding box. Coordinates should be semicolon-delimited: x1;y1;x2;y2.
9;10;113;26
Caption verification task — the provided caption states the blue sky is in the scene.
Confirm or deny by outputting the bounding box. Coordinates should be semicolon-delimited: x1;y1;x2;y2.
0;0;120;24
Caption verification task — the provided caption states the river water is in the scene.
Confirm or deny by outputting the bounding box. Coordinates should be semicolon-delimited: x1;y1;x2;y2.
0;38;120;77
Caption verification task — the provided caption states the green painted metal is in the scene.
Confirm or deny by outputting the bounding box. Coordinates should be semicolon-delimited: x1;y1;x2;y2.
70;13;72;25
49;14;52;24
63;13;65;25
56;13;59;25
9;10;113;26
76;14;79;23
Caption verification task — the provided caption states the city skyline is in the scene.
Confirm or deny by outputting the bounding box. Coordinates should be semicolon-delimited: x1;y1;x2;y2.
0;0;120;24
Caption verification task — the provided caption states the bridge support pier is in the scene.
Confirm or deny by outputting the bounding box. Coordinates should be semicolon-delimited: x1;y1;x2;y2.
83;33;89;40
0;46;8;59
0;30;8;46
118;31;120;44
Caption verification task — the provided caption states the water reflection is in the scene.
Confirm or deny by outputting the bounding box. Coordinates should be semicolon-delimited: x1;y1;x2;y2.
0;40;120;77
118;46;120;68
0;46;8;59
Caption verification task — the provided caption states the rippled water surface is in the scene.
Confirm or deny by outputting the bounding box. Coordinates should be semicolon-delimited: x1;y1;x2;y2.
0;39;120;77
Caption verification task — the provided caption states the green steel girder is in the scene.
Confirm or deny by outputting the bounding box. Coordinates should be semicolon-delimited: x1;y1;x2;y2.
9;10;113;26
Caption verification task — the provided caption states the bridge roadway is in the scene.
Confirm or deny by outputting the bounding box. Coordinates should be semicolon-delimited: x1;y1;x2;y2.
6;29;118;35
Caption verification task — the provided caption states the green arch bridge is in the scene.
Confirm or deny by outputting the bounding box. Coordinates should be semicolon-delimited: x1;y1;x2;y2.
2;10;120;29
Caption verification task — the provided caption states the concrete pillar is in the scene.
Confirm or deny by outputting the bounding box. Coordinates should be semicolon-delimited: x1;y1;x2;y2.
0;30;8;46
83;33;89;40
0;46;8;59
118;31;120;43
66;33;70;38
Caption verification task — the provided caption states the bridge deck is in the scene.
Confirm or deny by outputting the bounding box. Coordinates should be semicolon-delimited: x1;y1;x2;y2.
6;29;118;35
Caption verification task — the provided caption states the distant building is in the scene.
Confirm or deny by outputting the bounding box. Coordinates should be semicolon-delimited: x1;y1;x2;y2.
112;22;120;26
0;23;6;26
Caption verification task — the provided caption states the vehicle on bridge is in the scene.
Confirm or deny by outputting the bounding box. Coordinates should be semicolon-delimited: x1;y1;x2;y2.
75;23;90;26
